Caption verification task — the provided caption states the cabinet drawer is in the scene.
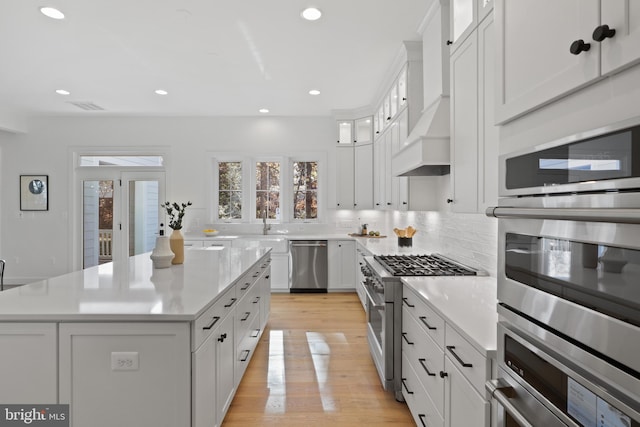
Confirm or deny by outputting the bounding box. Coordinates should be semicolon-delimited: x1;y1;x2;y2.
192;286;238;351
235;313;261;384
402;352;444;427
402;310;445;416
402;286;445;349
444;324;490;395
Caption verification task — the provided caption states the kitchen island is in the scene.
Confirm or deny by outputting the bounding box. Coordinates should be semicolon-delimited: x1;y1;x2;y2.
0;246;272;427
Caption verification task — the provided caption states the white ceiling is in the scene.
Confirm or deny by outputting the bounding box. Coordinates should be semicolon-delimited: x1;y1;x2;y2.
0;1;430;121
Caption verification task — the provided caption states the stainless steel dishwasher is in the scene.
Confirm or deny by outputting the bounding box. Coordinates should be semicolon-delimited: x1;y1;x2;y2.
289;240;328;293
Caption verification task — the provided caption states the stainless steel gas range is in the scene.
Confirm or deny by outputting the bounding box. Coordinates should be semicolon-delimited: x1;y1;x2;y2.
361;253;483;401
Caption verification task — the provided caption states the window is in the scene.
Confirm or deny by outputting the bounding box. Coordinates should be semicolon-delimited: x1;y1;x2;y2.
255;161;280;219
211;153;324;223
293;161;318;219
218;162;242;220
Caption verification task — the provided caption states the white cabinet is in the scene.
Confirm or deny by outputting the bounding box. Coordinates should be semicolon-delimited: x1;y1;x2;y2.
354;142;374;209
335;117;373;210
601;1;640;75
450;13;498;213
495;1;640;124
59;322;191;427
215;313;236;426
0;323;57;404
355;243;372;310
402;284;493;427
337;120;353;144
328;240;356;290
185;239;232;249
336;145;355;209
270;253;289;291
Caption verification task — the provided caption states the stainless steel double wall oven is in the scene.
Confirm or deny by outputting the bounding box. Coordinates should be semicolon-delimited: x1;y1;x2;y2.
486;118;640;426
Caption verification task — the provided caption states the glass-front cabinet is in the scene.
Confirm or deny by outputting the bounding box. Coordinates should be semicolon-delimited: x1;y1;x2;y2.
337;121;353;144
355;117;373;144
397;66;408;110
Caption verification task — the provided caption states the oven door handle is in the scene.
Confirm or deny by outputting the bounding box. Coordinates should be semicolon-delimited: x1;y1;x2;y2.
486;379;534;427
485;206;640;224
362;283;385;309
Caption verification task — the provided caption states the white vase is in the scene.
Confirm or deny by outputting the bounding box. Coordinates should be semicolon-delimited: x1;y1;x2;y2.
150;236;174;268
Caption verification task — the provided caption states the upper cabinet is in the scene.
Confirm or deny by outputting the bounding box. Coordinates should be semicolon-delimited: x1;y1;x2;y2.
495;0;640;124
449;0;493;53
335;117;374;210
337;121;354;144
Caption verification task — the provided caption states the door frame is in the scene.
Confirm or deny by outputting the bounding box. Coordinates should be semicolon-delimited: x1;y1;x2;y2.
73;168;166;270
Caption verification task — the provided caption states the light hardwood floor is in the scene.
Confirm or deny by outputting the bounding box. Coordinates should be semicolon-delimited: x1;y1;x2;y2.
222;293;415;426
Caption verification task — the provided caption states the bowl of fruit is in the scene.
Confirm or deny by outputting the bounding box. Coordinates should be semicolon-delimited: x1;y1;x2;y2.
202;229;219;237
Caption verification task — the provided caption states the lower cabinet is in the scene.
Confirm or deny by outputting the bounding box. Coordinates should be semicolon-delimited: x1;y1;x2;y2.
402;284;493;427
328;240;356;290
59;322;191;427
355;243;373;310
0;323;57;404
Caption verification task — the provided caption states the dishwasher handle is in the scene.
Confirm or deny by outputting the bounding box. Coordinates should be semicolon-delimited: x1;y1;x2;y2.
290;242;327;247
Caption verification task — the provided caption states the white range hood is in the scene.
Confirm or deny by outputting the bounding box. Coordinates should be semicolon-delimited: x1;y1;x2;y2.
392;96;450;176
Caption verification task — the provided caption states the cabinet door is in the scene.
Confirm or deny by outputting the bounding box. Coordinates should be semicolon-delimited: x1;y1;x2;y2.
59;322;191;427
450;31;479;213
0;323;57;404
451;0;477;50
216;314;235;426
398;66;408;110
373;139;385;209
336;145;355;209
328;240;355;289
270;253;289;290
184;239;204;248
354;142;374;209
384;133;393;209
495;0;600;123
478;12;499;211
601;1;640;75
193;329;217;427
444;357;490;427
337;120;353;144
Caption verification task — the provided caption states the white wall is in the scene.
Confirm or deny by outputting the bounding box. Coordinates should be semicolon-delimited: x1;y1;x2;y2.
0;115;336;283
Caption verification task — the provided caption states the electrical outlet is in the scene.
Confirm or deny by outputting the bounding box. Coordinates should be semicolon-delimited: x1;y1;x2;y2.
111;352;139;371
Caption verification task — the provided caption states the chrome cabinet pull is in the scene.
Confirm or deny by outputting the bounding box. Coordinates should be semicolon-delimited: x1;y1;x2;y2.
419;316;437;330
418;358;436;376
250;329;260;338
240;349;250;362
486;379;534;427
202;316;220;330
446;345;473;367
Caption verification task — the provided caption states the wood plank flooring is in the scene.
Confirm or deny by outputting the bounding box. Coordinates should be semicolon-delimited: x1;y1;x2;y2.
222;293;415;426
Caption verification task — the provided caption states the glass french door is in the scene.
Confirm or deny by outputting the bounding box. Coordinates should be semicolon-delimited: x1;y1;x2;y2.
79;171;165;268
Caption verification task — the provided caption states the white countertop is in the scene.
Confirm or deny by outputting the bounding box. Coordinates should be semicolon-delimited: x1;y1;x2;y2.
0;247;270;322
402;276;498;356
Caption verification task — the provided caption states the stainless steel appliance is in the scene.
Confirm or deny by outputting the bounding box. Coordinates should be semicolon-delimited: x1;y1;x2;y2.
289;240;328;293
362;254;481;401
486;118;640;426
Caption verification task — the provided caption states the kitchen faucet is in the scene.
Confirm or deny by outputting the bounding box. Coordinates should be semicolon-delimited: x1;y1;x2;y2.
262;210;271;235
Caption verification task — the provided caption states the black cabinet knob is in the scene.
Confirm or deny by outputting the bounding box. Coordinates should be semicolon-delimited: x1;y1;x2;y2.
446;198;453;204
570;39;591;55
446;40;453;45
439;371;448;378
593;24;616;42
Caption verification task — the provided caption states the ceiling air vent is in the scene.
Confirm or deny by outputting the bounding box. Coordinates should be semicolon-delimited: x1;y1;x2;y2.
67;101;105;111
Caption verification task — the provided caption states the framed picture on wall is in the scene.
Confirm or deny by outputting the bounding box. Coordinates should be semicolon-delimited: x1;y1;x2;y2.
20;175;49;211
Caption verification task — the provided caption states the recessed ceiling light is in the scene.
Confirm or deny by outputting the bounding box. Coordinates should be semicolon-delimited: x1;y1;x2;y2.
259;108;270;113
308;89;321;96
55;89;70;95
301;7;322;21
40;7;65;20
155;89;168;95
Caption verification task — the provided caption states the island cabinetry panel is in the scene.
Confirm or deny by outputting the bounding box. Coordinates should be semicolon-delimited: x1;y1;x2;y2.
0;323;57;404
192;285;237;351
59;322;191;427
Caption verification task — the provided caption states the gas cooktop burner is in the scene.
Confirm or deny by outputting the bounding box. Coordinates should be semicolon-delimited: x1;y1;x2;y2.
374;254;477;276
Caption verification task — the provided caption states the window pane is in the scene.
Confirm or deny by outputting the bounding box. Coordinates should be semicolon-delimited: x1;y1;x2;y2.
79;156;163;166
293;161;318;219
218;161;243;219
256;162;280;219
